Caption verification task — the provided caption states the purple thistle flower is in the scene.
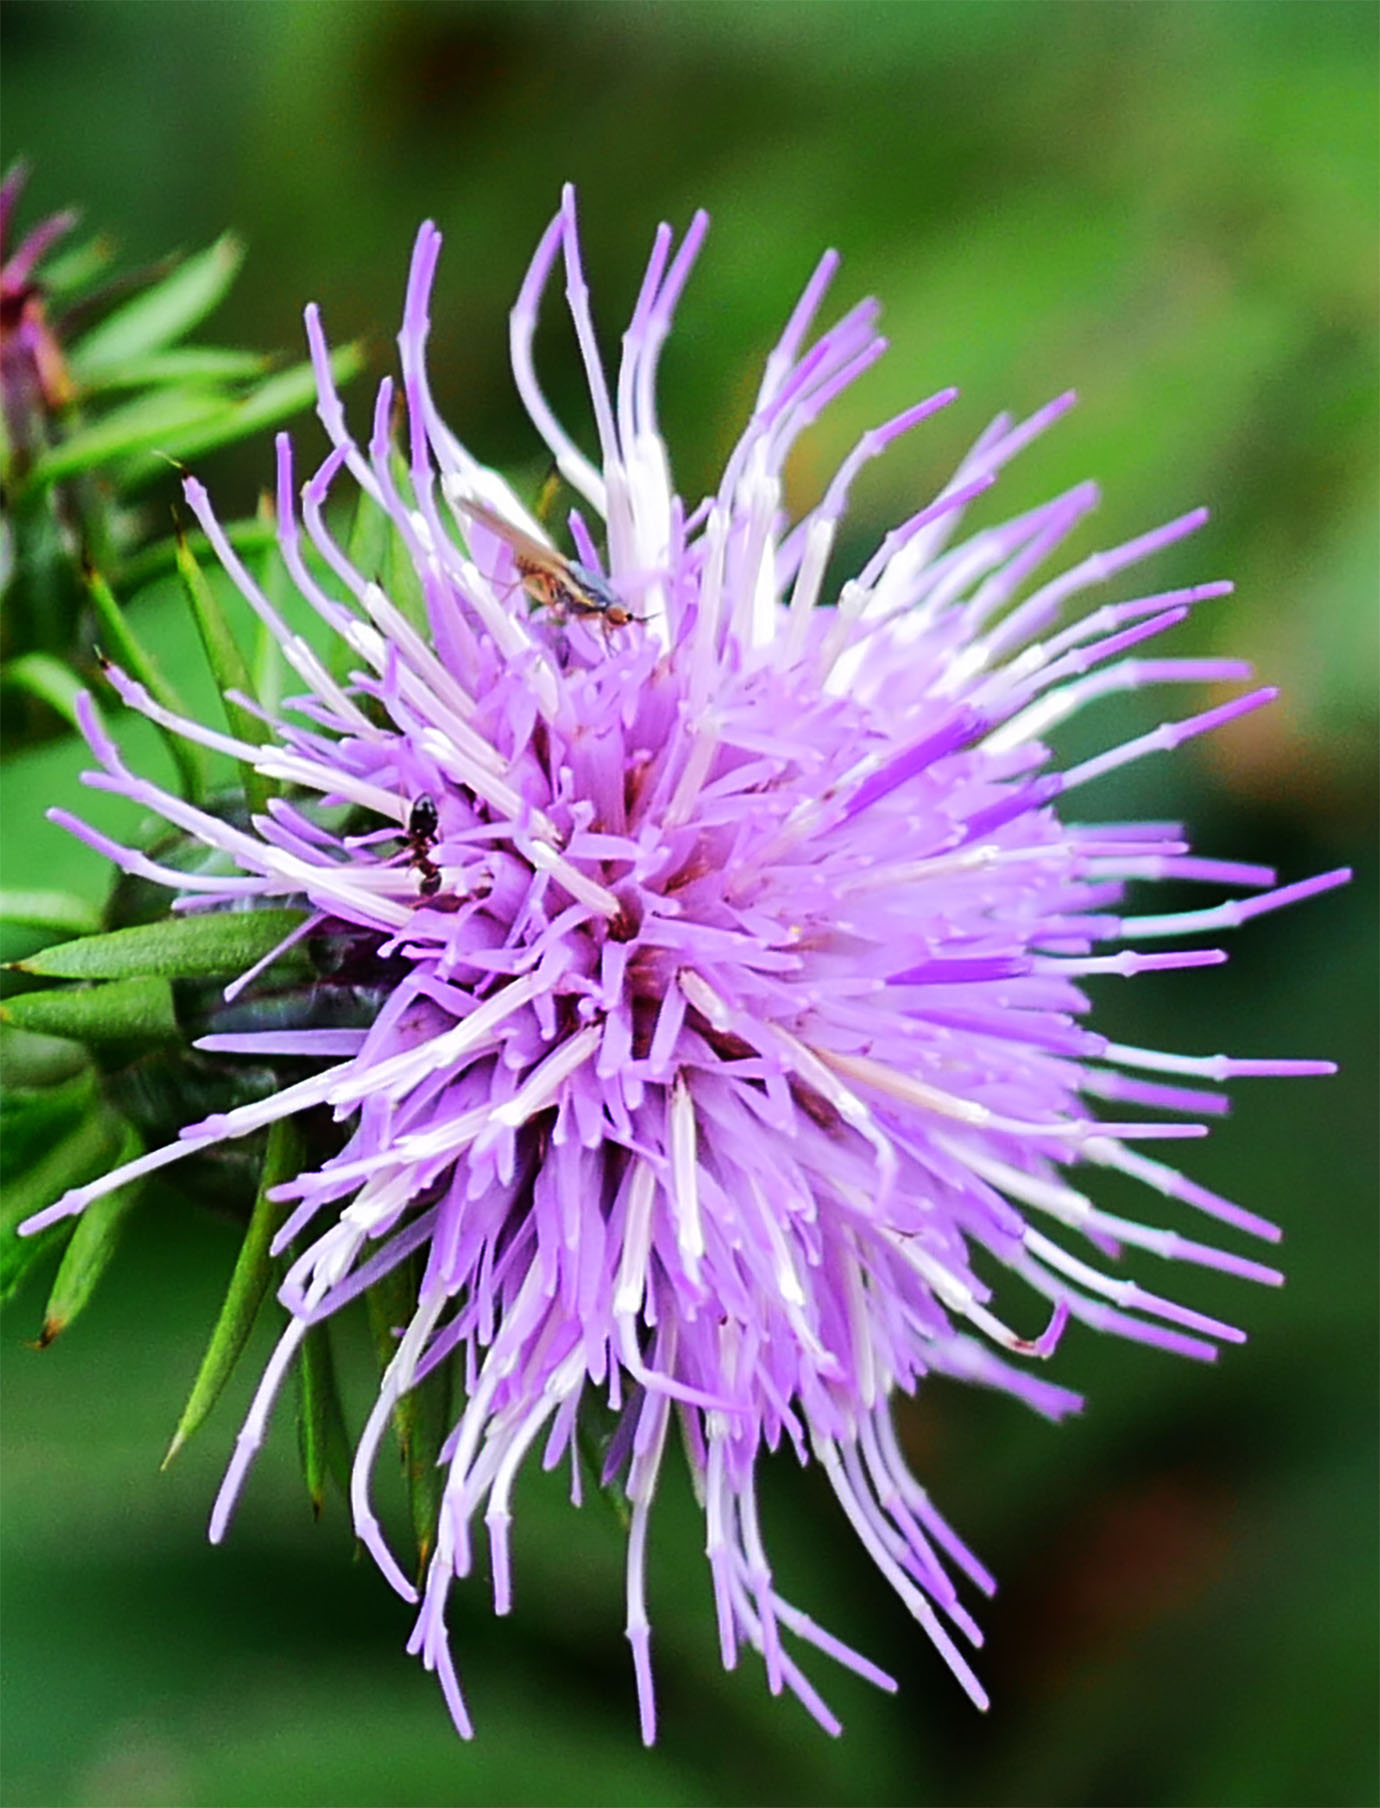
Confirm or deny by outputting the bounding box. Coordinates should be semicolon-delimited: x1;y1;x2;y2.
22;187;1349;1742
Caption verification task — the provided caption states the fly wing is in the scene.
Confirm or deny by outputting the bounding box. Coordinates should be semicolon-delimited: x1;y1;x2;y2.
566;561;623;613
451;496;560;569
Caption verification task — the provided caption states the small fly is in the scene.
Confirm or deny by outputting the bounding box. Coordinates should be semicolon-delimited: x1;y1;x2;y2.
403;793;443;897
454;497;640;629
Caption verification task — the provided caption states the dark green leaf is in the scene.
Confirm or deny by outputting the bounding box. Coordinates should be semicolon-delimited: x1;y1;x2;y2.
383;487;430;637
163;1114;298;1464
84;563;207;804
0;892;103;937
365;1257;415;1377
0;1084;126;1305
2;1074;102;1197
0;1025;92;1089
3;1213;71;1310
11;908;309;982
366;1254;451;1567
22;388;232;492
118;514;277;593
295;1317;353;1518
0;653;86;731
80;347;270;393
41;232;117;300
1;975;179;1044
252;494;291;709
69;233;244;380
173;526;275;816
0;480;75;653
404;1347;451;1569
576;1418;632;1533
120;344;364;485
345;489;392;596
38;1123;144;1345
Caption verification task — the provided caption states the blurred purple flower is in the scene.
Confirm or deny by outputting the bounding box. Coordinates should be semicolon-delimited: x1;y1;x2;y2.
23;187;1348;1741
0;161;77;469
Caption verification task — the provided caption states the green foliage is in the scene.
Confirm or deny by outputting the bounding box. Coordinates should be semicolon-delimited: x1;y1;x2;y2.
367;1256;452;1567
83;562;207;802
173;523;276;814
0;651;87;731
37;1121;144;1345
66;233;245;383
0;185;361;1363
0;1074;124;1304
1;189;361;771
295;1316;354;1521
10;908;310;982
1;974;180;1044
164;1114;297;1468
0;891;102;938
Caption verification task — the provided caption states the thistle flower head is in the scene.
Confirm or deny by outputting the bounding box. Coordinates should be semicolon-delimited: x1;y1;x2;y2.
23;186;1348;1742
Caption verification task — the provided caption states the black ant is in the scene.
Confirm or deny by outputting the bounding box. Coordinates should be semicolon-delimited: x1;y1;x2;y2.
404;793;443;897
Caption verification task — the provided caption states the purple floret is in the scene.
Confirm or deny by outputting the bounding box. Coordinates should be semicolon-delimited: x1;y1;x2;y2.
23;185;1349;1743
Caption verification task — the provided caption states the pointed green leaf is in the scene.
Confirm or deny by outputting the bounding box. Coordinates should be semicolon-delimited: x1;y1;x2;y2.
253;612;284;716
224;345;365;438
405;1350;452;1569
11;908;309;982
344;487;428;664
2;1074;103;1210
1;1084;125;1305
346;489;392;594
381;461;431;637
70;234;244;380
366;1257;415;1377
0;1025;92;1089
163;1114;298;1464
1;475;72;643
120;344;364;485
119;514;277;593
366;1255;451;1566
84;564;207;804
41;232;117;300
0;653;86;731
81;347;270;393
22;388;230;492
576;1415;632;1534
173;525;274;817
296;1318;353;1517
365;1259;416;1462
0;892;103;937
252;495;291;709
3;1211;73;1308
1;975;179;1044
38;1123;144;1345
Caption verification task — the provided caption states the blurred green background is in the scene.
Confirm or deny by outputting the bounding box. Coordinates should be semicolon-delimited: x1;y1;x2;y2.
2;3;1376;1805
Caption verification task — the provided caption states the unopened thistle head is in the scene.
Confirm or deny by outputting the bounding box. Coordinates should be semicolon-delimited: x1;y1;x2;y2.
23;187;1348;1742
